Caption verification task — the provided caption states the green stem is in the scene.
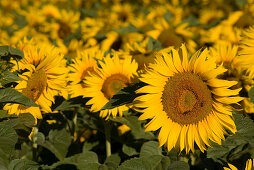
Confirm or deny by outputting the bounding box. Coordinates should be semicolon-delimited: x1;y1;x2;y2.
72;108;78;136
104;120;111;157
32;127;38;162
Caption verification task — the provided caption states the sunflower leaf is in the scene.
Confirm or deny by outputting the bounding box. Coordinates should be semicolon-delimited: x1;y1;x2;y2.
0;46;24;61
207;112;254;162
117;157;152;170
117;155;166;170
0;148;9;169
114;24;140;34
147;37;162;51
50;151;100;170
101;82;147;110
13;113;35;139
54;96;84;111
113;116;155;140
104;154;121;170
8;159;39;170
122;144;138;156
0;71;21;87
140;141;162;157
0;123;18;155
0;88;38;107
167;161;190;170
37;129;72;161
248;87;254;103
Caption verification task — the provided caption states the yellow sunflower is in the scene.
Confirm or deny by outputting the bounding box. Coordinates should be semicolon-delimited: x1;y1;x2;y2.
4;41;67;120
200;11;243;45
134;44;242;153
84;52;138;119
68;50;103;97
224;158;254;170
147;18;197;53
210;42;254;114
239;26;254;78
238;26;254;113
209;42;239;70
120;37;157;71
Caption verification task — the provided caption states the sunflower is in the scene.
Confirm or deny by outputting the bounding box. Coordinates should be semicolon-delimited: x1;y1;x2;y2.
209;42;239;71
134;44;242;153
4;41;67;120
199;8;224;25
49;9;80;40
68;50;103;97
147;18;197;53
200;11;243;45
238;26;254;113
239;26;254;77
84;52;138;119
224;158;254;170
120;37;157;71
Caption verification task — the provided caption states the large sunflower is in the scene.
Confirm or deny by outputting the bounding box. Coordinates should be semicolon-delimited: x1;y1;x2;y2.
4;41;67;120
68;50;103;97
84;52;138;119
134;44;242;153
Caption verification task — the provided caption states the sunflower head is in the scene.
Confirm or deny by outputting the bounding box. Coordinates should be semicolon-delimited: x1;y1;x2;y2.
4;42;68;120
84;52;138;119
134;44;242;153
68;50;103;97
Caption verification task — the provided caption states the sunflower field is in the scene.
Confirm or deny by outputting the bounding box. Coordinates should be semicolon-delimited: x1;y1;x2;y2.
1;0;254;169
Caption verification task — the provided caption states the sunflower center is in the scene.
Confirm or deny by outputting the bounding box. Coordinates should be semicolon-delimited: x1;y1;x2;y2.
58;22;71;39
81;67;95;80
158;28;183;48
179;90;197;113
81;67;95;88
22;69;47;102
161;72;212;125
101;74;129;99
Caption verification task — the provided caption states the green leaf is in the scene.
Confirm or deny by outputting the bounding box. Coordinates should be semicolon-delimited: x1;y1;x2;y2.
147;37;162;51
8;159;39;170
122;144;138;156
14;113;35;139
163;11;173;23
104;154;121;170
0;116;19;129
0;88;37;107
101;82;147;110
51;151;100;170
37;129;72;161
81;8;97;17
248;87;254;103
140;141;161;157
113;116;155;140
54;96;83;111
0;148;9;170
0;46;24;61
167;161;190;170
0;71;21;86
236;0;247;7
182;14;200;26
117;157;151;170
0;110;9;119
0;124;18;155
207;113;254;162
114;24;140;35
118;155;165;170
143;155;164;169
83;141;99;152
160;156;171;170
